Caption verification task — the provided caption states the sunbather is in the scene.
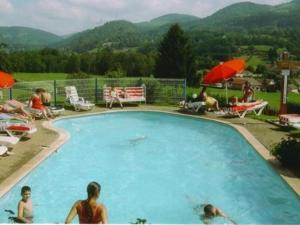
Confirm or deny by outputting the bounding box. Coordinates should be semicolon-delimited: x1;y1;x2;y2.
41;88;51;107
29;88;54;120
199;87;220;111
0;103;33;121
65;181;108;224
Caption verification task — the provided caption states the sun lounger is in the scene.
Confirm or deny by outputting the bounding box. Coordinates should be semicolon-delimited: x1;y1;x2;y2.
279;114;300;125
0;119;37;137
103;85;146;108
180;100;206;112
0;145;8;156
292;123;300;129
6;99;43;119
226;101;268;118
65;86;95;111
0;135;19;145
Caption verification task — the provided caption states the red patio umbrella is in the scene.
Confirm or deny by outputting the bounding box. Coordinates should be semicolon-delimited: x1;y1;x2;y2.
203;59;245;84
0;70;15;88
203;59;246;103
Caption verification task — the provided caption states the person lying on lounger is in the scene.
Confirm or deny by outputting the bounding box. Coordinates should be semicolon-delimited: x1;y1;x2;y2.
0;103;33;121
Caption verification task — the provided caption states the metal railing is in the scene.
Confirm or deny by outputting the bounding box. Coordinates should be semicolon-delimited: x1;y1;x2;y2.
0;78;186;106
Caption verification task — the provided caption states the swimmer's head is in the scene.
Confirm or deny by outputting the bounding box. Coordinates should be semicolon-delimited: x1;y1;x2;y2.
87;181;101;199
21;186;31;201
204;204;215;217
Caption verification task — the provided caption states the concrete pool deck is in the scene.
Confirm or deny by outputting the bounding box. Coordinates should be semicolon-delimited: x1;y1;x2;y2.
0;105;299;198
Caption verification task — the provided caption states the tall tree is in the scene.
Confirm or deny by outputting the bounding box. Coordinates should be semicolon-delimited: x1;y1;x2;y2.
154;24;196;84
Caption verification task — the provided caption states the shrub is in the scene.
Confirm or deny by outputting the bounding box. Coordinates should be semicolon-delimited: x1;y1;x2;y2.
271;138;300;168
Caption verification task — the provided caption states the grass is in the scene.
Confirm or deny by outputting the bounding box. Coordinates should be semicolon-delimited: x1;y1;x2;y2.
14;73;69;81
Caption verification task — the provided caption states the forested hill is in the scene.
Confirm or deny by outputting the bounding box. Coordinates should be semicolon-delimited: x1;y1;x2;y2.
1;0;300;51
0;27;62;50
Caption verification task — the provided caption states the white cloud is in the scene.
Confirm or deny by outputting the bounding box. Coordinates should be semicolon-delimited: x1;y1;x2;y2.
0;0;291;35
0;0;13;13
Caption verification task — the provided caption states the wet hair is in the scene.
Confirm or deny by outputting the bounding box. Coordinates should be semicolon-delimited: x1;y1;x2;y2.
204;204;214;215
21;186;31;195
85;182;101;223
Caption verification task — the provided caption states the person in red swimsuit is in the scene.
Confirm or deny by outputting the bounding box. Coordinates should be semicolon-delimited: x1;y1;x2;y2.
65;182;108;224
30;88;54;120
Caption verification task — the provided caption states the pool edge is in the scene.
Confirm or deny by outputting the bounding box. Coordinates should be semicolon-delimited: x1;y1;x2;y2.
0;109;299;198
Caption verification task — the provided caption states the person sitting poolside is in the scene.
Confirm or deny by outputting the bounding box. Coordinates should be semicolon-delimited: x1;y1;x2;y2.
29;88;54;120
202;204;237;225
65;181;108;224
199;87;220;111
40;88;51;107
17;186;33;224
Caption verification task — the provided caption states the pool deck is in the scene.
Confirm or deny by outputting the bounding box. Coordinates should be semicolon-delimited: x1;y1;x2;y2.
0;105;300;198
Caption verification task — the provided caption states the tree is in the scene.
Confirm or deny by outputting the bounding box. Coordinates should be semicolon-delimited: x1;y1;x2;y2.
268;47;278;64
154;24;196;85
65;54;80;73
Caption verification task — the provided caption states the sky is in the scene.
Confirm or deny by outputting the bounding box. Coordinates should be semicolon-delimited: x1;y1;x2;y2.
0;0;291;35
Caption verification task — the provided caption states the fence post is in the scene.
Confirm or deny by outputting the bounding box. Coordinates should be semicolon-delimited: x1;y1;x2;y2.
95;78;98;104
9;88;13;100
183;79;187;101
54;80;57;106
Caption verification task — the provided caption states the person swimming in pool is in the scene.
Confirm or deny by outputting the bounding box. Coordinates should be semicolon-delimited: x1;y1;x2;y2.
17;186;33;223
202;204;237;225
65;181;108;224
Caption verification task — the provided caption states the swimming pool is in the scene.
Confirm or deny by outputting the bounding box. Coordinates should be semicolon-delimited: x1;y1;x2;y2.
0;111;299;224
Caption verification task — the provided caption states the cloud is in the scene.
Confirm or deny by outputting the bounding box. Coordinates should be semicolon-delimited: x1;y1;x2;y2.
0;0;291;35
0;0;13;13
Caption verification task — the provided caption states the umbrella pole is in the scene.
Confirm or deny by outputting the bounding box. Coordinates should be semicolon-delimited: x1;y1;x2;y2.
225;82;228;105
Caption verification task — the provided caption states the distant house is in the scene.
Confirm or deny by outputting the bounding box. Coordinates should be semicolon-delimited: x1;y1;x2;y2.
261;79;277;92
228;77;262;91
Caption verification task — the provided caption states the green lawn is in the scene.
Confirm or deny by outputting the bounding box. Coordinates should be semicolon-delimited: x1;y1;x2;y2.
14;73;69;81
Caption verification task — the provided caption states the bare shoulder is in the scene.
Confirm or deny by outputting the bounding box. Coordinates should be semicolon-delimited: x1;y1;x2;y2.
97;203;107;211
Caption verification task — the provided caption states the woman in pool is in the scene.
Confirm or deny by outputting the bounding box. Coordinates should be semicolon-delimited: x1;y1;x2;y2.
65;182;108;224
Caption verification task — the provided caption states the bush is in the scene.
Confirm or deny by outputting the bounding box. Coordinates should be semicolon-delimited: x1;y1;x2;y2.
271;138;300;168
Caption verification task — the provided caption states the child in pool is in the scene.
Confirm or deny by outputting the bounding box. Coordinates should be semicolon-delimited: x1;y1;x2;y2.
17;186;33;223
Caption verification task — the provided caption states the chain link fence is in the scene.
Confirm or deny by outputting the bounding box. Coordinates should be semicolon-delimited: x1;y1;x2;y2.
0;78;186;106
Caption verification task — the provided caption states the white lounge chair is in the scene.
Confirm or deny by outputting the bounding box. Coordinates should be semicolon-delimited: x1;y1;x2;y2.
65;86;95;111
180;100;206;112
0;117;37;136
226;101;268;118
0;145;8;156
292;123;300;129
0;135;19;145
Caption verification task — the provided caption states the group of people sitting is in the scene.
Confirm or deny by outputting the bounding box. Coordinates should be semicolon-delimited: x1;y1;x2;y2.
0;88;54;121
185;81;255;112
13;182;236;224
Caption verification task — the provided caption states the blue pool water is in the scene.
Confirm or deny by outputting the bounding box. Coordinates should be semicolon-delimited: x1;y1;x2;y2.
0;112;300;224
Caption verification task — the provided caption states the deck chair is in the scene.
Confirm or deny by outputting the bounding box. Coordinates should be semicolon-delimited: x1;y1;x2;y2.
0;145;8;156
279;114;300;125
180;100;206;112
0;119;37;137
292;123;300;129
65;86;95;111
0;135;19;145
226;101;268;118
